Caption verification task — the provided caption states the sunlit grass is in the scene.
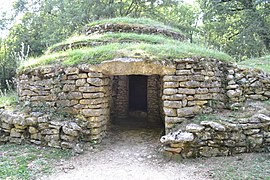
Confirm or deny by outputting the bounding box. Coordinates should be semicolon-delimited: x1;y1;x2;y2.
238;55;270;73
47;33;176;53
20;41;233;71
0;144;72;180
0;91;18;107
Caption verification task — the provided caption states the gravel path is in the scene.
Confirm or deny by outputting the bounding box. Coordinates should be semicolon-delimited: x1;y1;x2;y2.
43;123;210;180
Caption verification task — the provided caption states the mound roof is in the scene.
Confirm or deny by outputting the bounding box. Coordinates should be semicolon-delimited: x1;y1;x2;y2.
19;17;232;70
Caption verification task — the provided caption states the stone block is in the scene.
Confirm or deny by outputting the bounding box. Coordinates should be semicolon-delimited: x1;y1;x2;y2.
177;106;201;117
87;78;104;86
163;88;178;95
82;109;107;117
176;70;192;75
163;108;177;117
186;123;204;133
162;94;186;100
208;88;221;93
163;101;182;108
188;101;208;106
10;128;21;138
37;116;49;123
163;82;179;88
82;93;105;99
78;73;88;79
65;67;79;75
67;92;83;100
68;75;79;80
160;132;194;144
244;129;260;135
194;94;212;100
163;76;188;82
24;117;37;126
29;127;38;134
76;79;87;86
1;123;12;130
78;86;107;93
227;89;242;98
189;75;205;81
226;84;239;89
179;81;200;88
196;88;209;94
63;84;76;92
178;88;195;95
62;127;78;136
87;116;109;123
57;100;71;107
200;121;226;131
31;133;41;140
80;98;108;105
88;72;104;78
41;129;59;135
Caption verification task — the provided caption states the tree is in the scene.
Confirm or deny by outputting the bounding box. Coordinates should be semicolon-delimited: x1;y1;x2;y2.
198;0;270;60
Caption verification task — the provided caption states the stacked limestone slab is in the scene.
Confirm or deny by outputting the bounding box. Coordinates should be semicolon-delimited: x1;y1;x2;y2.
226;67;270;108
162;58;227;133
160;58;270;157
161;112;270;158
16;65;111;147
0;109;84;149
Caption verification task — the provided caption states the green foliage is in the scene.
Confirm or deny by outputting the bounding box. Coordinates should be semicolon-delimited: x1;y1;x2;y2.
238;55;270;73
0;144;72;180
198;0;270;60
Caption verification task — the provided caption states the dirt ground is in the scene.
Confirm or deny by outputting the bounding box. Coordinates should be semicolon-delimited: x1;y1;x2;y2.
42;119;212;180
41;101;270;180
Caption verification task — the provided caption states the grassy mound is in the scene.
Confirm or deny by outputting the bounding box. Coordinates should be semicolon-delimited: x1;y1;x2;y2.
47;33;175;53
238;56;270;73
19;17;233;71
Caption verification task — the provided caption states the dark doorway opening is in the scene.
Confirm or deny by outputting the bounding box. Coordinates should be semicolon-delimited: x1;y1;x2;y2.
129;75;148;112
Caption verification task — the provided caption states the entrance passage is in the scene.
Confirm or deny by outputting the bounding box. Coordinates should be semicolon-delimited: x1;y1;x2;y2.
111;75;162;128
129;75;148;112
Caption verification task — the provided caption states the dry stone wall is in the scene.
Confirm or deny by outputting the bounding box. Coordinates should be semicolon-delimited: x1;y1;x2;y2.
161;112;270;158
163;58;227;133
0;109;86;149
17;65;111;145
7;57;270;155
111;76;129;120
161;58;270;157
226;66;270;108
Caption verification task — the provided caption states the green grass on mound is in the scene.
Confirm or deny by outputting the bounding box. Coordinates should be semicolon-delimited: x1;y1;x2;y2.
238;56;270;73
20;41;232;71
86;17;183;34
47;33;177;53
